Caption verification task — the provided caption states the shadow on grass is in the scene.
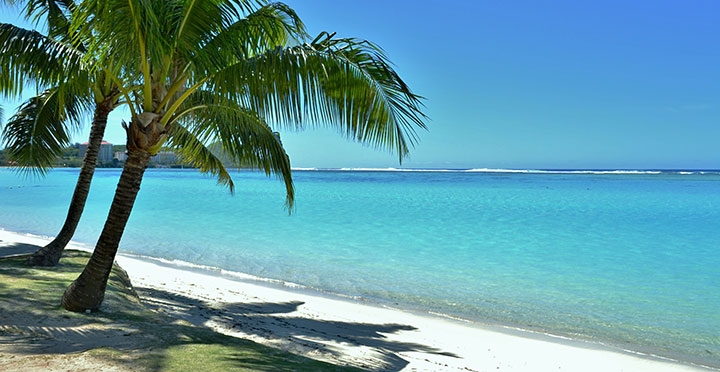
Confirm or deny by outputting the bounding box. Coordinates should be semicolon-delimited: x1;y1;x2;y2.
0;249;459;371
137;287;459;370
0;251;359;371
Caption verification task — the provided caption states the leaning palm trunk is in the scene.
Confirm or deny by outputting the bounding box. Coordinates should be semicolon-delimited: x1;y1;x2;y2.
61;148;150;311
27;99;114;266
62;116;162;311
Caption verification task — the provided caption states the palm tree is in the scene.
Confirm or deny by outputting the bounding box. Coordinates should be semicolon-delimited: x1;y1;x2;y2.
0;0;121;266
60;0;426;312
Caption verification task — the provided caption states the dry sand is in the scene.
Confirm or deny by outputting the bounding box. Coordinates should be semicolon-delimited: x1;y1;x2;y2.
0;229;715;372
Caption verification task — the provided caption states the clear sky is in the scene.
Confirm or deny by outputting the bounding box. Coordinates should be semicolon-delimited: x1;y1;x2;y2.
2;0;719;169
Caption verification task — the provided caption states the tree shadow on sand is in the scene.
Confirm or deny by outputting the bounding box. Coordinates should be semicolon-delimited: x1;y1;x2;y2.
0;241;41;257
0;250;458;371
138;287;459;371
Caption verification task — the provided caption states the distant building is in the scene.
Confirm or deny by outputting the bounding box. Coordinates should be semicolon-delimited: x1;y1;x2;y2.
114;151;128;161
79;141;114;162
151;151;180;165
113;150;179;165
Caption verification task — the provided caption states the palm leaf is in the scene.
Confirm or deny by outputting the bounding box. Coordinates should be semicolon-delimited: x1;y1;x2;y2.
189;2;305;74
169;92;294;208
1;82;91;174
207;31;426;161
164;122;235;192
18;0;75;41
0;22;84;96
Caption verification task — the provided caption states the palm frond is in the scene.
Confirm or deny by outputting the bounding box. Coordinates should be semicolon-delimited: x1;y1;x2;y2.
190;2;305;74
70;0;162;90
1;83;91;174
165;122;235;192
171;0;231;52
19;0;75;41
0;23;84;96
169;93;294;208
207;31;426;161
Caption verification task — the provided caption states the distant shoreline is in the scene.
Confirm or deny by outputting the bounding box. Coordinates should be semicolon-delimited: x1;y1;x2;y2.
3;166;720;175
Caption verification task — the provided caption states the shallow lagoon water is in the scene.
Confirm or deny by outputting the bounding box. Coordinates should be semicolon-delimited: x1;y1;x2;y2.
1;168;719;366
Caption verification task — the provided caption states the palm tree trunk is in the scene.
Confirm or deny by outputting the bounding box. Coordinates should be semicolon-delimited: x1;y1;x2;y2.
27;101;113;267
61;149;150;312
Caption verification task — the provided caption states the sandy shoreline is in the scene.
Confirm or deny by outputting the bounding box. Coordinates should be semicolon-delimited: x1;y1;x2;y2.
0;228;715;372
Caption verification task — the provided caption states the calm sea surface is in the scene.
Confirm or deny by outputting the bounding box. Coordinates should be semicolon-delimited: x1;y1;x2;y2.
1;168;719;366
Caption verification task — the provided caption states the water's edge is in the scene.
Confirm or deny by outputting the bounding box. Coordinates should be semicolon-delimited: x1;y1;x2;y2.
2;227;717;371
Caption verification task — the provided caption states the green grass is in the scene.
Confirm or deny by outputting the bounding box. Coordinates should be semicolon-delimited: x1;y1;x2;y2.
0;250;360;371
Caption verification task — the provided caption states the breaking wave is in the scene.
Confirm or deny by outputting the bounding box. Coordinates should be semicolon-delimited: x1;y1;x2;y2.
292;167;718;175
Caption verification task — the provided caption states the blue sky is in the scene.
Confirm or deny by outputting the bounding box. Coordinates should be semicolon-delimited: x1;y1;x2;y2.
2;0;719;169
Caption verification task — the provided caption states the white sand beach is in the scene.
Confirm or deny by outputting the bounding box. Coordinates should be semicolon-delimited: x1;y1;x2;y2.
0;228;714;372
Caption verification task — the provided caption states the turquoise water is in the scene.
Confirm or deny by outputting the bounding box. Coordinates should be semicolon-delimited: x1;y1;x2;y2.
1;168;719;366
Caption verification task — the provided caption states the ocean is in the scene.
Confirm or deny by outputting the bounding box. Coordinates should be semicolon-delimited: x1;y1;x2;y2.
1;168;718;367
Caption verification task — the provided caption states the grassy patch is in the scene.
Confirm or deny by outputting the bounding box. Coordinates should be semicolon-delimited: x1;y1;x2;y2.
0;250;358;371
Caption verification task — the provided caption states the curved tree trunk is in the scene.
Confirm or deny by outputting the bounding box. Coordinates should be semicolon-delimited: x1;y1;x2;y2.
61;149;150;312
27;100;113;267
